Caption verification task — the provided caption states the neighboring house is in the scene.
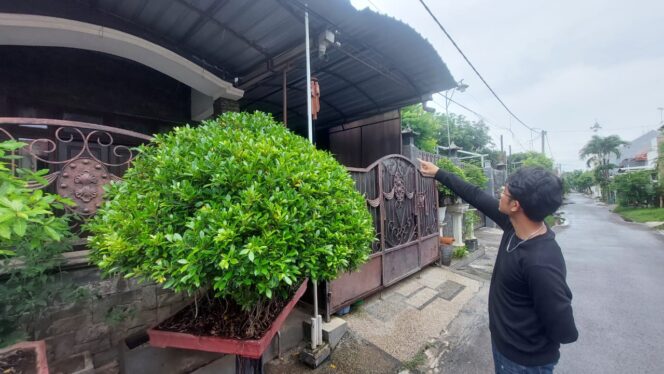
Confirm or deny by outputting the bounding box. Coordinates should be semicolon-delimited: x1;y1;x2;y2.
611;130;659;173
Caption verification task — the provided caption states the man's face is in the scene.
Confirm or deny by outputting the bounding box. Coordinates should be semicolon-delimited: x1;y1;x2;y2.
499;185;515;215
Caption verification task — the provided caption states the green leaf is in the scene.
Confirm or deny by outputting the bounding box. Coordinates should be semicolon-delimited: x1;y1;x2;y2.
43;226;62;241
177;259;188;265
0;225;10;239
0;249;16;256
12;220;26;236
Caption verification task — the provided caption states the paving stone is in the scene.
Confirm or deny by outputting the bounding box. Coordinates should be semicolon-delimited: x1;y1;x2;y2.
437;280;466;301
405;287;439;310
417;268;448;289
392;279;425;297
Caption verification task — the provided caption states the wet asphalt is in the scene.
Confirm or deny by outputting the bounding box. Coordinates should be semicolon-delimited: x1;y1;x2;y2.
439;193;664;374
556;194;664;374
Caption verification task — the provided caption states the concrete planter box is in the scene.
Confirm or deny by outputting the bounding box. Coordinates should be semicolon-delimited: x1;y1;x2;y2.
0;340;49;374
147;280;307;359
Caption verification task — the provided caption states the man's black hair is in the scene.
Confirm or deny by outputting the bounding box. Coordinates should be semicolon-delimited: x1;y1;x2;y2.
506;167;563;222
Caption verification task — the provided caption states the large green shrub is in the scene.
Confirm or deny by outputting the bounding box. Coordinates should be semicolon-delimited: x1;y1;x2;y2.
611;170;658;207
86;112;374;310
0;141;75;347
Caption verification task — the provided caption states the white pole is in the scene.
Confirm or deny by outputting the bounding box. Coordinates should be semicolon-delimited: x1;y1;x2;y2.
304;7;322;349
305;7;313;143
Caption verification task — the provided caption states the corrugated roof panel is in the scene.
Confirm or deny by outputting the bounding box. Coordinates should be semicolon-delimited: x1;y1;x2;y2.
0;0;455;127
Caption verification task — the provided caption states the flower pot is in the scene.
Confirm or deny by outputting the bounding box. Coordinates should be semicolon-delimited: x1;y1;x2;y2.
148;280;308;359
439;245;453;266
439;236;455;245
464;238;478;252
0;340;49;374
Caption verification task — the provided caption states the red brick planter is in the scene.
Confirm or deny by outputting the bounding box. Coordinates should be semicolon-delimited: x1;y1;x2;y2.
0;340;49;374
148;280;307;359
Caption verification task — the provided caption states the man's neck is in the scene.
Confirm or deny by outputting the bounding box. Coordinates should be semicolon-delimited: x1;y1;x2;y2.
510;214;545;239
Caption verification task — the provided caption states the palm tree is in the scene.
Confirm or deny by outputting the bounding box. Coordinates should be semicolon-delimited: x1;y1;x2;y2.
579;135;627;167
579;135;627;200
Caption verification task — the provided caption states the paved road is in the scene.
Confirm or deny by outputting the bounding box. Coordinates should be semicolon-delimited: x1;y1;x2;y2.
557;194;664;374
438;193;664;374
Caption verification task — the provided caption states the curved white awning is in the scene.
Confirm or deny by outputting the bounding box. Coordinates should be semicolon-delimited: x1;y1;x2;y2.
0;13;243;101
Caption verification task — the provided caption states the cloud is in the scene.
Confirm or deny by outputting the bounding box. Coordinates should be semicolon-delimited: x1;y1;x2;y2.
352;0;664;170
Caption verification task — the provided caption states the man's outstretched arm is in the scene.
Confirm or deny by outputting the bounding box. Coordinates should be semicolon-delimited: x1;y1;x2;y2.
418;159;509;230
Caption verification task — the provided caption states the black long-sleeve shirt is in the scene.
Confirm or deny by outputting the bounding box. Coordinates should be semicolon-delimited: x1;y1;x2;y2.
435;169;578;366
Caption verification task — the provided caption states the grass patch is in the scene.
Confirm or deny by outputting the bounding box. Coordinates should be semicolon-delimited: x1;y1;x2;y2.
544;215;556;226
402;350;427;371
452;245;468;259
401;342;438;371
613;207;664;223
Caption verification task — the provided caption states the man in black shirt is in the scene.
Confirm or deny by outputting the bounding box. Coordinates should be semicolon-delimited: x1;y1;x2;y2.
418;159;578;374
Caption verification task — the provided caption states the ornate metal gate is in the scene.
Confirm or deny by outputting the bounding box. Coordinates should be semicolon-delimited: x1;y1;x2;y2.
0;118;153;263
325;155;439;319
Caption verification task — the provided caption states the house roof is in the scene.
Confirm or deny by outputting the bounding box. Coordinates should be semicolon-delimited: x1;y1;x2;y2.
610;130;658;166
0;0;456;132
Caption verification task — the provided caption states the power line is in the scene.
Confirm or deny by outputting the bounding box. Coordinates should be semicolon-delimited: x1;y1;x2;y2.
433;94;530;152
418;0;536;133
546;133;556;160
367;0;382;12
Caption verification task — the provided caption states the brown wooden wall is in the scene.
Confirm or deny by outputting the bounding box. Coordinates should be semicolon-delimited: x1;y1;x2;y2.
0;46;190;135
322;111;402;168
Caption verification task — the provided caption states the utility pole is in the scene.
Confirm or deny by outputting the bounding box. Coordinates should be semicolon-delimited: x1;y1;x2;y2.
500;134;504;162
541;130;546;155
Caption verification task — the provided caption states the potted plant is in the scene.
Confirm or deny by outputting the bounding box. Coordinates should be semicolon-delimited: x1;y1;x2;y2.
439;236;455;245
85;112;374;364
460;162;487;252
0;140;77;373
463;210;479;252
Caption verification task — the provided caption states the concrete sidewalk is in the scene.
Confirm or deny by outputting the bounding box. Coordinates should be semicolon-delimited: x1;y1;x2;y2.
266;227;503;373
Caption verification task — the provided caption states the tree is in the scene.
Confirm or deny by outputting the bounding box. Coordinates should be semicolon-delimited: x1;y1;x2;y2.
579;135;627;168
401;104;439;152
437;113;495;153
509;151;554;171
579;134;627;201
563;170;594;193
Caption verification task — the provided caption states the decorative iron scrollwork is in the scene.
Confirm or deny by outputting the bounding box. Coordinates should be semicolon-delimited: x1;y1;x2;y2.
382;158;417;248
58;159;110;215
1;119;151;217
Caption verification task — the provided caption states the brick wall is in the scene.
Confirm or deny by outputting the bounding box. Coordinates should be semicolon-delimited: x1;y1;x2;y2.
34;267;193;373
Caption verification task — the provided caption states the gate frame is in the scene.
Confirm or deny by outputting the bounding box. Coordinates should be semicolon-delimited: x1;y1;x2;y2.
324;154;439;320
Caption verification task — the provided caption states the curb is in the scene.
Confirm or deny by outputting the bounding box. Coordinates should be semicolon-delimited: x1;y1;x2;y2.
449;247;486;270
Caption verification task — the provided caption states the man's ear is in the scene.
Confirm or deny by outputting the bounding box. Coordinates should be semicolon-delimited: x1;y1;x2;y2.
510;200;521;213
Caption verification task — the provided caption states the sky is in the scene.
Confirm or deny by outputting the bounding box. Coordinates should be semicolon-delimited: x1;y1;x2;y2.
351;0;664;171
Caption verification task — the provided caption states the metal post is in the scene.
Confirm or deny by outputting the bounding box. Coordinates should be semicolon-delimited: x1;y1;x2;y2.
500;134;504;159
305;7;313;143
445;93;452;156
541;130;546;155
283;70;288;125
303;8;321;351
